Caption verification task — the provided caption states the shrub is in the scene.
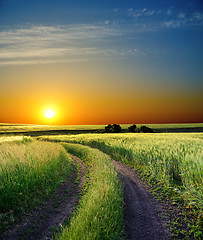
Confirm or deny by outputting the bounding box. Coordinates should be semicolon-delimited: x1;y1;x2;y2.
140;126;154;133
105;124;121;133
128;124;137;133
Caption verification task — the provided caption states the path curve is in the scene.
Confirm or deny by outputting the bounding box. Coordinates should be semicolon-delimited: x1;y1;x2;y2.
2;155;87;240
113;160;170;240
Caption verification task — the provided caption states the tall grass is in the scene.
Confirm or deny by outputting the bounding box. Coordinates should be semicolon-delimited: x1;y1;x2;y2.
40;133;203;210
0;135;32;144
56;143;124;240
0;140;73;233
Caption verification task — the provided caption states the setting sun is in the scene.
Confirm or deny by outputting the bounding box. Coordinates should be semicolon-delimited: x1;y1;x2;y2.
44;109;55;119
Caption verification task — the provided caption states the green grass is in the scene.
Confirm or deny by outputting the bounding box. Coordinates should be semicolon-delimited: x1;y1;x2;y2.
0;135;33;144
41;133;203;208
1;123;203;134
0;139;73;233
0;124;105;133
40;133;203;239
56;143;124;240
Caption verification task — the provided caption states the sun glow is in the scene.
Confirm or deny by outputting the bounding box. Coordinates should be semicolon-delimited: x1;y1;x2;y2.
44;109;55;119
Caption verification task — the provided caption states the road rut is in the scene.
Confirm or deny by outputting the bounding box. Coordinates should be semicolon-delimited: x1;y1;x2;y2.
113;160;170;240
2;155;87;240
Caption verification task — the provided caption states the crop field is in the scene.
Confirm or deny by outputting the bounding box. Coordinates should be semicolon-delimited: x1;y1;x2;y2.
1;130;202;239
41;133;203;210
0;136;124;239
57;143;124;240
0;137;73;233
1;123;203;135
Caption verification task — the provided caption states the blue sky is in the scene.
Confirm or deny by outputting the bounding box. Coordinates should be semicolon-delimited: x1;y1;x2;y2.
0;0;202;124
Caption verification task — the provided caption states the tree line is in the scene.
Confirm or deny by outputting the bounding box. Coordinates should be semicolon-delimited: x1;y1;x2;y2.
103;124;154;133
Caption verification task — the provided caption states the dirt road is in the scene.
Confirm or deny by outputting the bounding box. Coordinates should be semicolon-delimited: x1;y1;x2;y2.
2;155;87;240
113;160;170;240
2;153;170;240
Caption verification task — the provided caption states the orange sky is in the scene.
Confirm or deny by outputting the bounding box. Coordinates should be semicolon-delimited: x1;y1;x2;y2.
0;85;202;125
0;0;203;125
0;62;202;125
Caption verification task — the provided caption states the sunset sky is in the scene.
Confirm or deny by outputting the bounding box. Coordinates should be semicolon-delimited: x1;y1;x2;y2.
0;0;202;125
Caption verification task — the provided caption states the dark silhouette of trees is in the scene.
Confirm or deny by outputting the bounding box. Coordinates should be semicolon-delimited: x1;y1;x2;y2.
105;124;121;133
128;124;154;133
140;125;154;133
104;124;154;133
128;124;137;132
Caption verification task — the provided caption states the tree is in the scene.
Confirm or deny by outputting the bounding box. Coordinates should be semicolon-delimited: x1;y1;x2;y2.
105;124;113;133
140;125;154;133
128;124;137;133
104;124;121;133
112;124;121;133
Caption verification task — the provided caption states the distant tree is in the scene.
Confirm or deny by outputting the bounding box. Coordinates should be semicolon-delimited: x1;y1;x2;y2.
104;124;121;133
105;124;113;133
112;124;121;133
128;124;137;133
140;125;154;133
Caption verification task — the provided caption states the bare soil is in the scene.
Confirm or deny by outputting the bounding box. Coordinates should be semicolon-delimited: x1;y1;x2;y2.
2;155;87;240
113;160;171;240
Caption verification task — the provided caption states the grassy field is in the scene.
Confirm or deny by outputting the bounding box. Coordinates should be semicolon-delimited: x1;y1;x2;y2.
56;143;124;240
1;130;202;238
40;132;203;238
41;133;202;208
0;136;124;239
1;123;203;134
0;138;73;233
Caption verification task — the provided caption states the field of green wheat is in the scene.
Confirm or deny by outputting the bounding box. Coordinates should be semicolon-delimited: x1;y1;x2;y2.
1;131;202;239
41;133;203;210
0;136;73;233
0;136;124;239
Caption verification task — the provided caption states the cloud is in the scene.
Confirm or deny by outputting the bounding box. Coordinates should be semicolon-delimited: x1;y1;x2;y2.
193;12;203;21
177;13;186;19
0;23;144;66
0;24;122;66
128;8;156;18
167;8;173;16
126;7;203;31
1;7;202;66
114;8;119;13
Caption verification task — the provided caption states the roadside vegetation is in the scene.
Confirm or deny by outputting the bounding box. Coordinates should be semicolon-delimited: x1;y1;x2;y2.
40;133;203;239
55;143;124;240
0;138;73;233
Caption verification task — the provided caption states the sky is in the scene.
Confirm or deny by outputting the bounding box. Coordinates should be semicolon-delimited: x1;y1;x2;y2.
0;0;203;125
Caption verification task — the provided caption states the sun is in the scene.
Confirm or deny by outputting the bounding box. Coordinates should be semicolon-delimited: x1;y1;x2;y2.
44;109;55;119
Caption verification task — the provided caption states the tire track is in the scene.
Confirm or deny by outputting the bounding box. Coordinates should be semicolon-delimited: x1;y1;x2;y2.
113;160;170;240
2;155;87;240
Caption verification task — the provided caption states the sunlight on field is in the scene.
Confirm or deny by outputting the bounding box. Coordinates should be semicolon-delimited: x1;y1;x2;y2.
0;136;32;144
0;139;73;232
40;133;203;210
57;143;124;240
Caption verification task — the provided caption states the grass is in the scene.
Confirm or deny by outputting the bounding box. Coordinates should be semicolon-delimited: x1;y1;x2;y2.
0;138;73;233
0;135;33;144
55;143;124;240
1;131;202;239
40;133;203;239
1;123;203;134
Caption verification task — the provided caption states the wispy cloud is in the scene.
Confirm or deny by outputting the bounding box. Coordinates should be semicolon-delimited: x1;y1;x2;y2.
0;24;123;66
1;6;202;66
128;8;156;18
127;7;203;30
